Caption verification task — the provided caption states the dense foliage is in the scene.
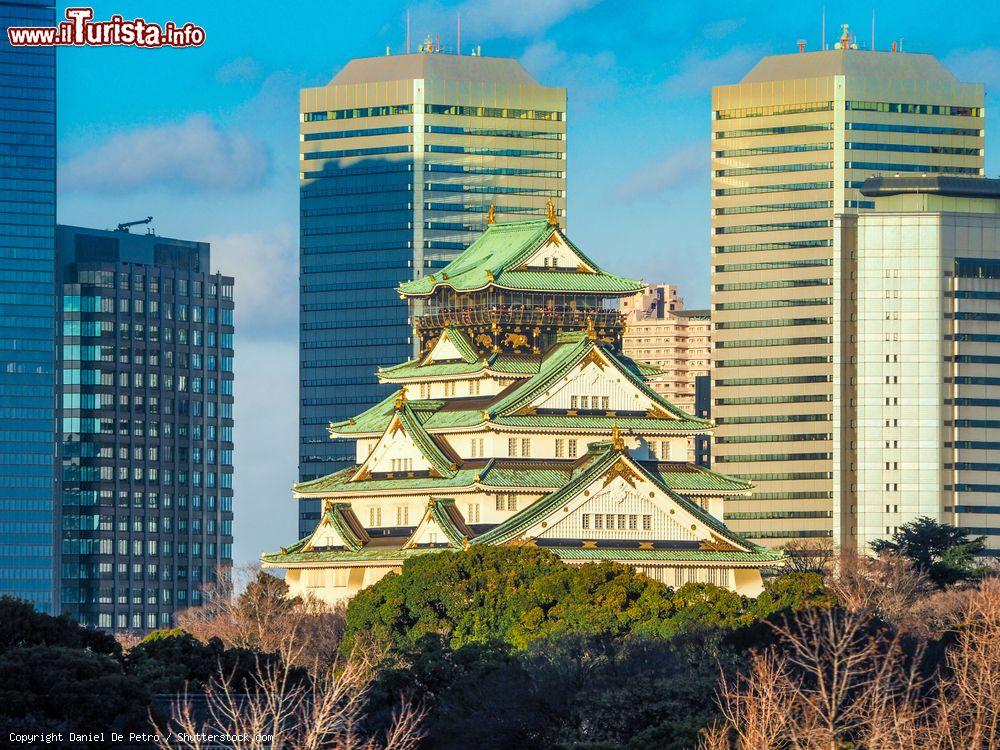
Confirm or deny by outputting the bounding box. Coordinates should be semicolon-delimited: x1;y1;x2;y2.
345;547;834;749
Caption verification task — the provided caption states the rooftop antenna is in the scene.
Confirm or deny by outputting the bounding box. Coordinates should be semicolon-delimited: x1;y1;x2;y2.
406;9;411;54
871;8;875;50
457;11;461;55
821;5;826;50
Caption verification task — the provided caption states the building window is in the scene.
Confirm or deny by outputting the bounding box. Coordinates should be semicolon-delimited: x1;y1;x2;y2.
568;440;578;458
508;437;517;457
396;506;409;526
369;507;382;526
521;438;530;457
555;439;564;458
466;504;480;523
642;515;652;531
582;513;590;529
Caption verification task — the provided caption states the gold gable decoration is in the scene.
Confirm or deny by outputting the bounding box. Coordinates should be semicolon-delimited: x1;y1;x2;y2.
602;457;641;489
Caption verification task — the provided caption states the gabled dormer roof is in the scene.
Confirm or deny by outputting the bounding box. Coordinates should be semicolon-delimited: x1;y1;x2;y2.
349;401;456;482
302;504;370;553
472;444;776;559
421;326;480;365
403;497;476;549
398;219;644;297
487;332;709;425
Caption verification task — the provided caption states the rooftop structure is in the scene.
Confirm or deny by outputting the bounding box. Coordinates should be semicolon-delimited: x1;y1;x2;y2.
266;216;781;601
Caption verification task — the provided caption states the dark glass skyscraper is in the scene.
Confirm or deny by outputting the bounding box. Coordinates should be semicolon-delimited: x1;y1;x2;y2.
298;50;566;537
0;1;57;613
57;225;234;631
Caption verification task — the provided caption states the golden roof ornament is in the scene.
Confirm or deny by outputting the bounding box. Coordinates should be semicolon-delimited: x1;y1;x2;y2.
546;197;558;226
394;385;408;410
486;203;496;225
611;421;625;452
585;317;597;340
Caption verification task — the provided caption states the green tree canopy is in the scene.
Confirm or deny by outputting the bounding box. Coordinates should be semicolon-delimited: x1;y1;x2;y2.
344;547;832;659
870;517;987;585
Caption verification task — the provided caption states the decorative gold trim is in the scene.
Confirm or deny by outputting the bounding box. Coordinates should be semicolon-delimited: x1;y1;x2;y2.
602;458;641;489
581;540;597;549
581;349;606;370
486;203;496;225
699;538;741;553
585;317;597;340
394;385;408;410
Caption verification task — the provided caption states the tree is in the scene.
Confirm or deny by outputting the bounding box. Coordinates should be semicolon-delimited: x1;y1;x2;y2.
0;595;119;656
870;517;987;586
176;565;346;670
154;650;424;750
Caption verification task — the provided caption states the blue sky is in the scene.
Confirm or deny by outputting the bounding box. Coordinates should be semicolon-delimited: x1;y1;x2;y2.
55;0;1000;566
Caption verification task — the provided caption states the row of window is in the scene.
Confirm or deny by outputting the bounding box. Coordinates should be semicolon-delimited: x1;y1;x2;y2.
715;259;832;273
715;433;831;444
581;513;652;531
715;298;831;312
302;103;564;122
61;490;232;512
715;374;831;386
715;278;831;292
716;336;831;349
713;239;833;254
714;200;833;216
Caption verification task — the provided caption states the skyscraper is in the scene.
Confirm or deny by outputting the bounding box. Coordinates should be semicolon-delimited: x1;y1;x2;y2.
298;49;567;536
710;41;984;546
0;0;57;612
836;176;1000;554
57;224;235;631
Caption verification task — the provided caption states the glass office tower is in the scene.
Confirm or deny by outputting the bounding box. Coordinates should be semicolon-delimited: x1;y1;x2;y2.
298;49;566;536
835;177;1000;554
58;225;235;631
710;44;984;547
0;1;56;612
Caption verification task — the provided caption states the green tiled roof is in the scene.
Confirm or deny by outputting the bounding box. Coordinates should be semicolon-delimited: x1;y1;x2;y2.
294;467;482;495
262;545;425;565
426;498;475;548
261;543;782;567
379;351;539;382
323;504;369;552
398;219;644;297
549;547;783;563
646;463;752;493
398;403;456;479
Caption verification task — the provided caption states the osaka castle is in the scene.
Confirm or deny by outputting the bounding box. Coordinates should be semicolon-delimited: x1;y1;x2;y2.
263;207;782;600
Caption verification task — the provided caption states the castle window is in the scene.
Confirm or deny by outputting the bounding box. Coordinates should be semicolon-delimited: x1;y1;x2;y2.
507;495;517;511
582;513;590;529
466;503;480;523
594;514;603;529
642;515;651;531
521;438;531;457
396;506;409;526
369;507;382;527
469;379;481;395
568;440;578;458
629;514;637;530
570;396;578;409
605;514;615;529
508;437;517;457
495;495;504;511
555;439;564;458
602;396;610;410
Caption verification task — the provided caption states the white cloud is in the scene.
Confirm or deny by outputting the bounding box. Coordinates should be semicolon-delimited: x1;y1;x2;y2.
615;141;708;201
215;55;261;84
206;224;297;341
60;114;270;193
661;46;758;98
944;47;1000;92
412;0;600;42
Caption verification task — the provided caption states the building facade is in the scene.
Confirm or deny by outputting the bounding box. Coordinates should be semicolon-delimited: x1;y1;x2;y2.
57;225;234;631
0;0;57;613
298;50;567;537
710;42;985;546
266;216;781;603
834;177;1000;554
621;284;711;415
